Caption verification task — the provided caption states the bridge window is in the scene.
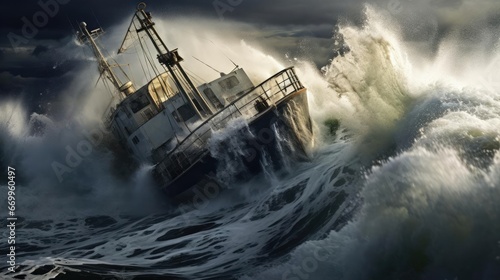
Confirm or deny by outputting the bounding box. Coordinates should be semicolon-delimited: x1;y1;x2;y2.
172;104;196;122
130;93;150;113
218;76;239;91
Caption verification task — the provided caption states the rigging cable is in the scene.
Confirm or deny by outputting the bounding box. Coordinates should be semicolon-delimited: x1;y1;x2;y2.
192;56;222;75
137;27;191;136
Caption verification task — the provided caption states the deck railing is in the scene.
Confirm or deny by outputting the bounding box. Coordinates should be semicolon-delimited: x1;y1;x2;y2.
155;66;304;180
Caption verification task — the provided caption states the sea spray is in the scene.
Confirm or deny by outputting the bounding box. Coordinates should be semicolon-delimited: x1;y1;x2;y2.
243;4;500;280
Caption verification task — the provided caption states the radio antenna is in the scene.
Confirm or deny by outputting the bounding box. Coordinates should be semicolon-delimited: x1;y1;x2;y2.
208;39;239;71
192;56;225;76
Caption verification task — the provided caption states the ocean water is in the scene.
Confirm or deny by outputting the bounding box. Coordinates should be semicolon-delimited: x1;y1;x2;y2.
1;5;500;280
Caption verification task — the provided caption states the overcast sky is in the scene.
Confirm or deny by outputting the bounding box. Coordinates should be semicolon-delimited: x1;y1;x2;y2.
1;0;499;114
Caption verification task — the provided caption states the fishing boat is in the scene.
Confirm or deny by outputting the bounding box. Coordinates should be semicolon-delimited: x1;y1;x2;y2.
77;2;313;200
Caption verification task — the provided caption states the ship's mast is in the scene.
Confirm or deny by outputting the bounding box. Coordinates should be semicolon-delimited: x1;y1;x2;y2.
78;22;133;100
131;2;214;117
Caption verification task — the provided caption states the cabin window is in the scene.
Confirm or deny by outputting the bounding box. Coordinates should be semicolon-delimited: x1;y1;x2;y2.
172;104;196;122
132;136;140;145
142;108;155;120
203;88;223;109
130;93;150;113
218;76;239;91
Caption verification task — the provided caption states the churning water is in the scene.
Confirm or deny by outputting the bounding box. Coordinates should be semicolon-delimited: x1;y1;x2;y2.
1;5;500;280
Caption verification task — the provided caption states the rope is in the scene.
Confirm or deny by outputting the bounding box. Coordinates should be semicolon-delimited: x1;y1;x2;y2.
135;44;149;84
138;35;155;82
185;69;207;85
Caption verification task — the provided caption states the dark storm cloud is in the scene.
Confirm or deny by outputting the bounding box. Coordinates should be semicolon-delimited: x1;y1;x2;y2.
32;45;49;57
215;0;364;25
260;24;336;40
0;0;363;50
0;0;238;59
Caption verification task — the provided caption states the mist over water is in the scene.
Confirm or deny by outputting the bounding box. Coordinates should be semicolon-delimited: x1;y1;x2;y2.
1;2;500;279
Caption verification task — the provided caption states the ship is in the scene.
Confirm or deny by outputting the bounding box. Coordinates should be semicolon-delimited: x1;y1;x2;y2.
77;2;313;201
